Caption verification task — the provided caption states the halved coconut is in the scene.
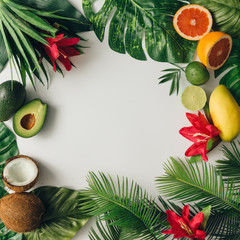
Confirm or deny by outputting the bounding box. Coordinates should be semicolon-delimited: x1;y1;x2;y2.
2;155;39;192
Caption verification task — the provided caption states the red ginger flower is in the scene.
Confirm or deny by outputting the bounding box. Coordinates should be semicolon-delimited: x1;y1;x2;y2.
43;34;80;72
179;111;220;162
162;205;206;240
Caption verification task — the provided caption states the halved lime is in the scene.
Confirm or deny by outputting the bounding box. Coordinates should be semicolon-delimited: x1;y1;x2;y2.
185;61;209;86
181;86;207;111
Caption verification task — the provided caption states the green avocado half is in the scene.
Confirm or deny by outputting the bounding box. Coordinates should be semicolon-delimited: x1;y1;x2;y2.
13;99;47;138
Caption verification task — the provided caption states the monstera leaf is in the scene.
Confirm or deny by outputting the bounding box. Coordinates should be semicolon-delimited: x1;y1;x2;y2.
190;0;240;40
83;0;197;63
23;186;90;240
19;0;92;33
0;123;19;165
215;39;240;105
0;32;8;73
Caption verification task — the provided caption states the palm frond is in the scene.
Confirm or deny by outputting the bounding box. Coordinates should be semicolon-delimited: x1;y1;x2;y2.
156;157;240;215
206;212;240;239
89;219;122;240
158;63;185;95
216;141;240;185
82;172;164;240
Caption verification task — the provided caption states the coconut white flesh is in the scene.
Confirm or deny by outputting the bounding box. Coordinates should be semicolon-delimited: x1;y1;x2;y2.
3;158;38;186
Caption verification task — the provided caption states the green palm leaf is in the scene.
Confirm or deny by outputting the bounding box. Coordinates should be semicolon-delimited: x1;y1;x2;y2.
82;0;197;63
156;157;240;215
216;141;240;185
89;219;122;240
214;39;240;105
82;172;164;240
189;0;240;40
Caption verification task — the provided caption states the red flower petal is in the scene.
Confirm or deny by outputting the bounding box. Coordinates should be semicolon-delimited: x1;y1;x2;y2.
53;34;64;42
195;230;206;240
189;212;204;233
165;210;190;237
185;142;208;162
59;46;80;57
206;125;220;137
50;43;59;59
198;111;209;128
43;45;57;72
58;37;80;47
161;228;175;234
182;205;190;225
179;126;209;143
58;55;72;71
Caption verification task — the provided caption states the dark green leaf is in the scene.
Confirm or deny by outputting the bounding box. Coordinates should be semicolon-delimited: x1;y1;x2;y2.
83;0;197;62
158;64;183;95
189;0;240;40
215;39;240;105
0;123;19;165
0;32;8;73
23;186;90;240
18;0;92;33
216;141;240;185
156;157;240;214
6;5;57;35
82;172;164;240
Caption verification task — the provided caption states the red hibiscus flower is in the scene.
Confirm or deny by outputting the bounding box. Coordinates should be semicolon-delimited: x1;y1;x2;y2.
162;205;206;240
179;111;220;162
43;34;80;72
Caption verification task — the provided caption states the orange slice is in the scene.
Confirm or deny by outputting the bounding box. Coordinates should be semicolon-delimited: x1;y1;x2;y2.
173;4;213;41
197;31;232;70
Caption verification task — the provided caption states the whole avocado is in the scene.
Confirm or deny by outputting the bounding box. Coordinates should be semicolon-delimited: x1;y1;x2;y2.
0;80;26;121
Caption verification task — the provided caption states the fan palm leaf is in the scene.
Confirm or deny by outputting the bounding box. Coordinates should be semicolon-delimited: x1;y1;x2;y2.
189;0;240;40
216;141;240;185
82;0;197;63
156;157;240;215
82;172;164;240
214;39;240;105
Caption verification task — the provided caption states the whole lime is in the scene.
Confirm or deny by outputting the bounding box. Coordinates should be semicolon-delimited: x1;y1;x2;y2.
185;61;210;85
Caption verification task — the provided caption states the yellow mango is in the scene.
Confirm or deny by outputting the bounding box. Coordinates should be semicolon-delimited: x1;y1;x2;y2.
209;85;240;142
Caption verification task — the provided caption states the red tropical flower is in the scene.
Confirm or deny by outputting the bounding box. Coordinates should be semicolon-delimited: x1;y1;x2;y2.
179;111;220;162
162;205;206;240
43;33;80;72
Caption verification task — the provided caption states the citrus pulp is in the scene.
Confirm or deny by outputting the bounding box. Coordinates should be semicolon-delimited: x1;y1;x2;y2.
181;86;207;111
197;31;232;70
173;4;213;41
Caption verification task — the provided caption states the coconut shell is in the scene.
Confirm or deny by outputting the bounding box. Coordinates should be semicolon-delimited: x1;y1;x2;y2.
2;155;39;192
0;192;45;233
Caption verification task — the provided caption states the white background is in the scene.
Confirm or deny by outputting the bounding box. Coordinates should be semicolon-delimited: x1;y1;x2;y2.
0;0;234;239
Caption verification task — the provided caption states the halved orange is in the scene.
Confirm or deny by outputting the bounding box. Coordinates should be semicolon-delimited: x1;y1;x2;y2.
197;31;232;70
173;4;213;41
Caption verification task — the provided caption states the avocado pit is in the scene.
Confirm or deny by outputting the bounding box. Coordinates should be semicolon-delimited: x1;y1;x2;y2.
20;113;36;130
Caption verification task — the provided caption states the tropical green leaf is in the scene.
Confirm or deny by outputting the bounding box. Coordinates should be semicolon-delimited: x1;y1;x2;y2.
82;172;164;240
158;63;185;95
189;0;240;40
216;141;240;185
215;39;240;105
18;0;92;33
156;157;240;215
0;32;8;73
0;5;48;45
83;0;197;63
23;186;90;240
0;123;18;165
89;219;122;240
6;5;57;36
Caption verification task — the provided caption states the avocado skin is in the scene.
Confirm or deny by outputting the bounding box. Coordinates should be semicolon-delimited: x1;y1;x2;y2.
0;81;26;122
13;99;47;138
